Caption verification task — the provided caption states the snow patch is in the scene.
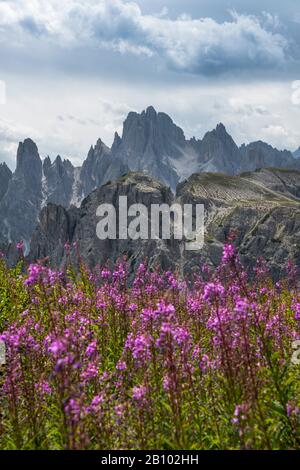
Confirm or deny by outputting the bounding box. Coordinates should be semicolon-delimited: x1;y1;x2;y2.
70;167;83;207
41;172;48;209
169;147;199;181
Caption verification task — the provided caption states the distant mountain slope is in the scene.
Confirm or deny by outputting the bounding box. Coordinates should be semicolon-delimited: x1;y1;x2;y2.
294;147;300;159
0;106;300;248
240;141;295;172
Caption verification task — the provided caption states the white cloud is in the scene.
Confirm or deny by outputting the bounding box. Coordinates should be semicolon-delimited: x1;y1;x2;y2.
291;80;300;105
263;125;288;137
229;98;268;116
0;0;290;75
0;81;6;105
98;99;133;134
0;117;39;168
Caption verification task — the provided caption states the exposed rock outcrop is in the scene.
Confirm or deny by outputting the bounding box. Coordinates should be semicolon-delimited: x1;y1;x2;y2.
29;173;178;273
29;169;300;280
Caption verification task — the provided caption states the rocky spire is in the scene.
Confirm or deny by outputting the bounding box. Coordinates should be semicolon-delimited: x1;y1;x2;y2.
0;162;12;201
111;132;122;153
199;123;241;175
15;138;42;187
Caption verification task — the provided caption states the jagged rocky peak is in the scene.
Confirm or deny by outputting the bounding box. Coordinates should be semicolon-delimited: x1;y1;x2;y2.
42;154;75;208
82;138;111;170
199;123;241;175
53;155;74;174
121;105;186;156
215;122;227;134
43;154;74;180
211;123;234;142
43;156;51;173
95;138;110;154
15;138;42;186
143;105;157;118
79;137;119;198
112;106;187;189
0;162;12;201
84;139;110;165
54;154;62;165
111;132;122;153
0;161;12;175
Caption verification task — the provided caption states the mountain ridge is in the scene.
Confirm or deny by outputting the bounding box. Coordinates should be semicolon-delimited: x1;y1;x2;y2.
0;105;300;249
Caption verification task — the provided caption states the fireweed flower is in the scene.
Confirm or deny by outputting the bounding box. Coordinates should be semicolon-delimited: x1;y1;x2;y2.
90;395;104;412
163;374;172;392
156;301;175;317
16;241;24;251
35;380;52;396
286;402;300;418
203;282;225;303
48;339;67;357
116;360;127;371
101;268;111;279
222;244;236;264
292;302;300;320
234;298;251;320
1;253;300;450
231;404;250;425
200;354;213;373
126;333;153;364
86;340;97;358
24;264;44;286
132;385;147;401
81;363;99;382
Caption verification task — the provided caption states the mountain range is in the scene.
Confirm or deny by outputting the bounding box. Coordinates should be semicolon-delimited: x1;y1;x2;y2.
1;106;300;270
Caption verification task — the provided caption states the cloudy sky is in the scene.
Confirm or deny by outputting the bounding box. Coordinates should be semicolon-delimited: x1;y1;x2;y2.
0;0;300;168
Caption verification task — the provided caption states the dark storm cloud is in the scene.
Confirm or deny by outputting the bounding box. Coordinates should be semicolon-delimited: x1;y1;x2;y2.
0;0;297;77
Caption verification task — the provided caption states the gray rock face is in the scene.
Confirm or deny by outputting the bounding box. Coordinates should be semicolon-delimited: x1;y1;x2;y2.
0;163;12;201
110;108;300;188
43;156;75;207
197;123;241;175
29;203;79;264
0;139;42;251
79;139;128;198
177;169;300;279
112;106;186;190
240;141;295;172
29;173;179;273
29;169;300;280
